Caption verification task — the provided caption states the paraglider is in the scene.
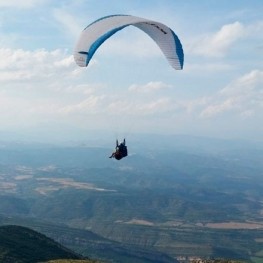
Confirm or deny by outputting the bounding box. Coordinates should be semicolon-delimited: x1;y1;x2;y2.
109;139;128;160
74;15;184;160
74;14;184;70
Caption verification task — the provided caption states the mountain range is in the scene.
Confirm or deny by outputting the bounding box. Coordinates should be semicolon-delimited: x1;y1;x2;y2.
0;134;262;262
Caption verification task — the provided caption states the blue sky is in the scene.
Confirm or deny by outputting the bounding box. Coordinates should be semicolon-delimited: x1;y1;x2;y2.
0;0;262;142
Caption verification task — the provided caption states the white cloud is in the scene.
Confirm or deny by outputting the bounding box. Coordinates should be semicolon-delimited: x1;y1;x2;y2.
190;21;245;57
106;97;175;116
54;55;75;68
200;98;237;118
0;0;46;8
107;100;133;114
220;70;263;96
128;81;171;93
0;48;76;82
63;84;99;95
1;47;261;136
59;95;104;115
179;97;209;114
200;70;263;118
0;47;93;127
136;98;173;115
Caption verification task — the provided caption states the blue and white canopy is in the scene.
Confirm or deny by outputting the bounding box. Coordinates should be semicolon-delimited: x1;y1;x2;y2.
74;15;184;70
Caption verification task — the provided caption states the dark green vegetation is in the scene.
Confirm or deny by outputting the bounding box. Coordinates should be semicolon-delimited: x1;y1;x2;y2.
45;261;99;263
0;225;83;262
191;261;244;263
45;261;98;263
0;135;263;262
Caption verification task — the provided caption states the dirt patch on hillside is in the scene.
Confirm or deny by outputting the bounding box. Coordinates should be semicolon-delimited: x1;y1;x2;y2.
204;221;263;229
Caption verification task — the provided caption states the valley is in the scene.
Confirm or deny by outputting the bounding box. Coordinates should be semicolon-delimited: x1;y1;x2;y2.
0;135;263;262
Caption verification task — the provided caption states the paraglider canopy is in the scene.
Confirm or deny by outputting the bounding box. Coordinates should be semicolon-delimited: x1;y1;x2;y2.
74;14;184;70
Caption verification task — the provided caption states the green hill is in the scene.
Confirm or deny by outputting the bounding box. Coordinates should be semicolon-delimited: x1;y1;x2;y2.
45;261;99;263
0;225;84;263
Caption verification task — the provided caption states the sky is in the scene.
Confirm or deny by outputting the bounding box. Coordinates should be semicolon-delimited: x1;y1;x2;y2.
0;0;262;143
